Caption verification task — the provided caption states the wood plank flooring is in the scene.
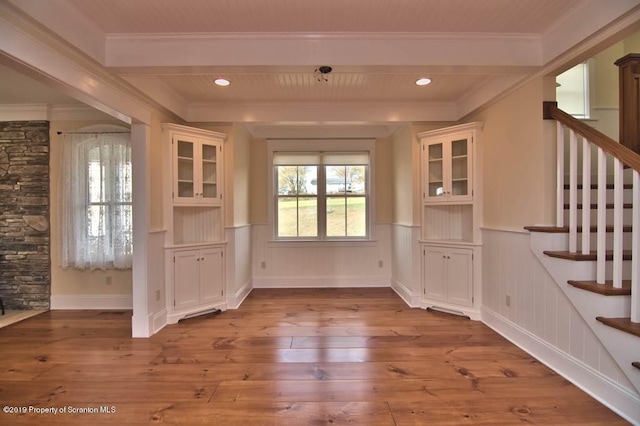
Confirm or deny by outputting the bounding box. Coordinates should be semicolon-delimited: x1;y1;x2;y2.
0;288;628;425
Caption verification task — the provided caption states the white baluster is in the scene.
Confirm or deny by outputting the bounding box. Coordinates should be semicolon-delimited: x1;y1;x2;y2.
596;148;607;284
581;138;591;254
569;129;578;253
557;122;565;227
612;158;624;289
631;170;640;323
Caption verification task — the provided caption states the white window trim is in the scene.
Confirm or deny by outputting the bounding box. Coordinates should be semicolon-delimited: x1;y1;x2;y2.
267;139;376;243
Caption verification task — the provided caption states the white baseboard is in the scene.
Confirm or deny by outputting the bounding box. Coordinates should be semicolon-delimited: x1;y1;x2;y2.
51;294;132;310
391;278;419;307
252;276;390;288
228;280;253;309
482;307;640;424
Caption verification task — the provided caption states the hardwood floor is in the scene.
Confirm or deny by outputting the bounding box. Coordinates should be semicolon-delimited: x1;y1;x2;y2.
0;288;628;425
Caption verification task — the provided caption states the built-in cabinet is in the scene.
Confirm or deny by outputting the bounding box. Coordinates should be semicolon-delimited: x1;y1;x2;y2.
418;123;482;320
422;245;473;307
162;123;227;324
173;246;224;311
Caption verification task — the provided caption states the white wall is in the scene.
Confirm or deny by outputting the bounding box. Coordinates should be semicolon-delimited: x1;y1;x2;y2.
252;223;391;288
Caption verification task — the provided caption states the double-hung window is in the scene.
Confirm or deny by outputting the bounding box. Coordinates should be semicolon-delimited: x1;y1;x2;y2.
59;126;132;270
272;144;372;240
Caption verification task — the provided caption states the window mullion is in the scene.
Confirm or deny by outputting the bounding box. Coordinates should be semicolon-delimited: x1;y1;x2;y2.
318;165;327;239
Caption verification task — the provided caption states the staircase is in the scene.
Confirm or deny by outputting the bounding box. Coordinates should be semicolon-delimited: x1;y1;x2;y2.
526;103;640;394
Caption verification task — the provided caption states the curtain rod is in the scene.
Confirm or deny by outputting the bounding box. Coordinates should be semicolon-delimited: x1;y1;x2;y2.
56;131;130;135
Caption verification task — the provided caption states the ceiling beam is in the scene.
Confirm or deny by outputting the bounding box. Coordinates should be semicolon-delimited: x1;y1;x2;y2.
105;32;542;68
187;101;458;123
0;2;152;125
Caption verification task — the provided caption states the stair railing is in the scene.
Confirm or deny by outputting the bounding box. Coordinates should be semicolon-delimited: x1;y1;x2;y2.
544;101;640;322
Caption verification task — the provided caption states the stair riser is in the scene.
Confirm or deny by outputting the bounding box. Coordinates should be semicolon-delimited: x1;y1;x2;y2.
564;188;633;204
563;209;634;226
572;232;634;252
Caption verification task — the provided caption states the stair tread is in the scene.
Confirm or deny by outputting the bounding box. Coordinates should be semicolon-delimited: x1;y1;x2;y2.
525;225;633;233
595;317;640;338
567;280;631;295
543;250;632;261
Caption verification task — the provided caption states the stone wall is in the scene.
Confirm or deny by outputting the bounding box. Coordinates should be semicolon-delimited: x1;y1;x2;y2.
0;121;50;310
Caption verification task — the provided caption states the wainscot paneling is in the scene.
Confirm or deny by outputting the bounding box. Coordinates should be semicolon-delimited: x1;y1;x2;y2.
390;223;421;307
251;224;391;288
481;228;640;423
147;229;167;334
226;225;253;308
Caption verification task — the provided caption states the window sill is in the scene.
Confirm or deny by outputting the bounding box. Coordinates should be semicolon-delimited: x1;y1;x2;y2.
267;239;378;248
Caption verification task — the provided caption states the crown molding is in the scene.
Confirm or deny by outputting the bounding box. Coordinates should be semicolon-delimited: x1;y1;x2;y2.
0;103;48;121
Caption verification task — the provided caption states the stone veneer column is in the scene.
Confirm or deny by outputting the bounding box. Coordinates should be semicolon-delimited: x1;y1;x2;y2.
0;121;50;310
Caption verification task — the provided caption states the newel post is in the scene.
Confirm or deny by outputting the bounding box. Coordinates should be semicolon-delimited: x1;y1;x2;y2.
615;54;640;154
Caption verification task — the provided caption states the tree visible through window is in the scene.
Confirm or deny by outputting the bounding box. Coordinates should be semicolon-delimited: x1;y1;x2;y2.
59;126;133;270
274;152;369;239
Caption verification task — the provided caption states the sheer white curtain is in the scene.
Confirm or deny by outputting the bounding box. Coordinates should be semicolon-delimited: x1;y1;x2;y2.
59;126;132;270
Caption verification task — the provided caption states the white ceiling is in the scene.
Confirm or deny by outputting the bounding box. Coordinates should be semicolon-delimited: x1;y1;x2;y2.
2;0;640;134
64;0;580;34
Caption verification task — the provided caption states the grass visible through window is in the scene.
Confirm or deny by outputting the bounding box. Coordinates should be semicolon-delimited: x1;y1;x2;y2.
278;197;366;237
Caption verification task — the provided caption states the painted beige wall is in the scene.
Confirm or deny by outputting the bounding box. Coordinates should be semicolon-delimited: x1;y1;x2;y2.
232;125;251;226
391;125;413;226
249;138;269;225
465;77;556;229
593;42;622;109
375;137;393;224
149;111;182;230
623;30;640;53
49;120;132;296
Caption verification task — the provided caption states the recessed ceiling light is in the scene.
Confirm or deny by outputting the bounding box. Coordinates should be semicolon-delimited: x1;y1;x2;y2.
214;78;230;86
416;78;432;86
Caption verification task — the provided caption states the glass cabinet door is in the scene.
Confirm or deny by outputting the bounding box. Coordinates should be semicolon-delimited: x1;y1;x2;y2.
200;143;218;200
176;139;195;198
423;133;472;203
427;142;444;198
450;138;469;197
